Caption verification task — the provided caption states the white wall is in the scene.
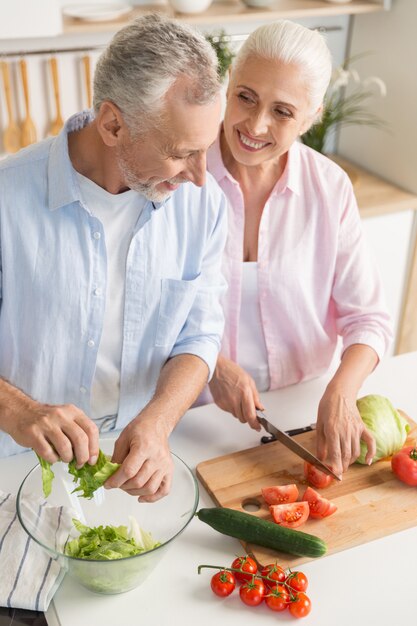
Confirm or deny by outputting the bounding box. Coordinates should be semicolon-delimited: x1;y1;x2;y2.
338;0;417;195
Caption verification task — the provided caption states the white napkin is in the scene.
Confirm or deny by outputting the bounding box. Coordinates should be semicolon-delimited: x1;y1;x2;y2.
0;491;73;611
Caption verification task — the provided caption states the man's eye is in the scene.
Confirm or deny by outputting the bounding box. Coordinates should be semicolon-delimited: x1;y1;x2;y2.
171;155;186;160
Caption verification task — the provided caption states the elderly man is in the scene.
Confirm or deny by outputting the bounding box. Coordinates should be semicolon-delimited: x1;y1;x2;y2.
0;14;226;501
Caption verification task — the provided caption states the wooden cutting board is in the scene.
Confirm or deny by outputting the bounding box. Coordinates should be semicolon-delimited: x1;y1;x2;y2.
196;412;417;568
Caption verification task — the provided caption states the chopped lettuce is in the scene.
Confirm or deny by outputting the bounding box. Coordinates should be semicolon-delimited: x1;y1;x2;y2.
356;394;410;464
36;449;120;499
36;454;55;498
64;517;160;560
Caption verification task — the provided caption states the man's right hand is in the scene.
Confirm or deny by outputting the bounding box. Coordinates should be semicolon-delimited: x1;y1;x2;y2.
208;356;264;430
0;379;99;466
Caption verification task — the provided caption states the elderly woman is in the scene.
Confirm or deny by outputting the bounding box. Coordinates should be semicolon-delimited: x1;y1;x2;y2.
207;20;392;477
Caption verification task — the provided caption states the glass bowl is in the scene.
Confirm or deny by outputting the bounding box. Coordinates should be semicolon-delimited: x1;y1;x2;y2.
16;438;198;594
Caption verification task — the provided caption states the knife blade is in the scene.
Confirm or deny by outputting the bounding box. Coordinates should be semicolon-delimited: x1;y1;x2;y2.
256;411;341;481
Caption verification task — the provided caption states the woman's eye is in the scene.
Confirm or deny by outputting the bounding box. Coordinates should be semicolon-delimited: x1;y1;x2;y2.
238;93;254;104
275;108;292;118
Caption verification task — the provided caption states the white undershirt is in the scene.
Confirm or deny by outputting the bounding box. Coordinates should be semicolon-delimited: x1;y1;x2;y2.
237;262;270;392
75;172;146;420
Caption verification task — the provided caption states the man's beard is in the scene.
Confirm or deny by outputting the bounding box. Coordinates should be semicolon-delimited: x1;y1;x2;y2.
117;147;185;203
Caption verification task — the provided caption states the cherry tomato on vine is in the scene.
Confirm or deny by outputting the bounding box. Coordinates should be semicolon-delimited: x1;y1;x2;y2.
264;583;290;612
304;461;334;489
391;446;417;486
286;570;308;592
239;577;265;606
289;592;312;618
231;555;257;583
260;563;286;587
210;570;236;597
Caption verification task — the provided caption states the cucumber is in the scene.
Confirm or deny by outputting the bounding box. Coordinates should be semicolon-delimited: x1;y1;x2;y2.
197;507;327;558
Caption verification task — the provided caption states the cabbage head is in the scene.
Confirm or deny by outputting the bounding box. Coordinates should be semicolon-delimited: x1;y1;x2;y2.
356;394;409;464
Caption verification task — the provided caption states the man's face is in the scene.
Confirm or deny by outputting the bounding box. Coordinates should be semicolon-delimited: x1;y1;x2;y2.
116;89;221;202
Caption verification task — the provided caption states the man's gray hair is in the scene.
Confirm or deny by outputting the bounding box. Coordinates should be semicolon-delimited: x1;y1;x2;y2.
233;20;332;119
93;13;220;133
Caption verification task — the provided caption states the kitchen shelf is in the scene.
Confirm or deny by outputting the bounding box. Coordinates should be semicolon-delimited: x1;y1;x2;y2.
63;1;385;34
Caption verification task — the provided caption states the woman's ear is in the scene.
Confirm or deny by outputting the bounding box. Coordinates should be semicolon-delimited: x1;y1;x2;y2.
300;105;322;135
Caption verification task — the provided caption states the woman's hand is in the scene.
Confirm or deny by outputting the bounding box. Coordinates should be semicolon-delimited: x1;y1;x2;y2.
209;356;264;430
316;385;376;477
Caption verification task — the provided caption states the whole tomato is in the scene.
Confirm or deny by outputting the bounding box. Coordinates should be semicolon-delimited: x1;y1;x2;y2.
239;577;265;607
264;583;290;612
261;563;286;587
286;570;308;592
391;446;417;486
231;555;258;583
210;570;236;597
289;592;312;618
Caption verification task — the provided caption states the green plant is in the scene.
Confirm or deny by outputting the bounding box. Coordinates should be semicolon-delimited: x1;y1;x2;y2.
301;57;387;154
205;30;235;81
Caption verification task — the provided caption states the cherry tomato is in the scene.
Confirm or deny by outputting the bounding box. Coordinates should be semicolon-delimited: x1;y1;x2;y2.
286;570;308;592
239;577;265;606
391;446;417;486
264;583;290;612
260;563;286;587
301;486;337;519
304;461;334;489
289;592;312;618
210;570;236;597
261;484;299;505
231;556;258;583
269;502;309;528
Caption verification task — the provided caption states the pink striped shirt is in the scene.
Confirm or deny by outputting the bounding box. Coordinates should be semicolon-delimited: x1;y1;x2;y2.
207;135;393;390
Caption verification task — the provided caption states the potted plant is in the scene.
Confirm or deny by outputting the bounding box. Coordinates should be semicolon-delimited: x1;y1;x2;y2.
205;30;235;82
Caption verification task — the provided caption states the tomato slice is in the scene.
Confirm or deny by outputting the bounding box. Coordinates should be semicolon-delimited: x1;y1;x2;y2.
302;486;337;519
261;484;299;505
304;461;334;489
269;502;309;528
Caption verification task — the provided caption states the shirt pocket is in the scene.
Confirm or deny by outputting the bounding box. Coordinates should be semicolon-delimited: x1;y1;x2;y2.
155;275;201;348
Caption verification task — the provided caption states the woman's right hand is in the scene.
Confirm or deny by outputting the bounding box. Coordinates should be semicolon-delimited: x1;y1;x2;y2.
208;356;264;430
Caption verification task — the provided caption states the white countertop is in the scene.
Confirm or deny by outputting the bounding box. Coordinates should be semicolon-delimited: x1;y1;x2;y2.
2;351;417;625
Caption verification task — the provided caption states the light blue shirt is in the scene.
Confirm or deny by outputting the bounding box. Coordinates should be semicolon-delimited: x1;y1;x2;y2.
0;112;227;457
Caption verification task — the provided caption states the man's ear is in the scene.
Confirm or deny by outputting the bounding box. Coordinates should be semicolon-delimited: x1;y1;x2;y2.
95;101;126;147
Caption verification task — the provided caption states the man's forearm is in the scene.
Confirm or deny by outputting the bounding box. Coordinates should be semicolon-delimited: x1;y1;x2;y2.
0;377;36;432
139;354;209;434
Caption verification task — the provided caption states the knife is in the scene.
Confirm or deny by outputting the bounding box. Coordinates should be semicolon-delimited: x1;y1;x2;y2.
256;410;341;481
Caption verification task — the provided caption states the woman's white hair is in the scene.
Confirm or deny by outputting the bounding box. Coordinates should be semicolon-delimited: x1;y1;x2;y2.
233;20;332;117
93;13;220;134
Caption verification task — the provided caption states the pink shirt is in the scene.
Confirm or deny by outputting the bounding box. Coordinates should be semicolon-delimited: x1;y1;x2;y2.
207;135;393;390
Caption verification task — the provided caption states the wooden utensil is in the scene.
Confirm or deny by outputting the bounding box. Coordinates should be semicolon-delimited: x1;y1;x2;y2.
48;56;64;136
0;61;21;153
19;58;37;147
197;412;417;569
82;54;92;109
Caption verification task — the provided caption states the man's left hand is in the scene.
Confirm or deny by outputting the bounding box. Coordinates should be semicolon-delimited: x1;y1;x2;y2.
104;414;174;502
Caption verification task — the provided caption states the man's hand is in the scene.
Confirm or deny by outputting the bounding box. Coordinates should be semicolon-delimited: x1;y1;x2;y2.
209;356;264;430
2;397;99;467
105;413;174;503
316;386;376;477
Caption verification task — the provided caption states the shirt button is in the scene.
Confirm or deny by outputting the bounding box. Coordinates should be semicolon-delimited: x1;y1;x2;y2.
80;386;87;394
93;231;101;240
87;339;95;347
94;288;102;296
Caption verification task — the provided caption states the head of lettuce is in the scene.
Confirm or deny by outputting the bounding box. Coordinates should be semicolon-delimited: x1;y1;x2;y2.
356;395;410;465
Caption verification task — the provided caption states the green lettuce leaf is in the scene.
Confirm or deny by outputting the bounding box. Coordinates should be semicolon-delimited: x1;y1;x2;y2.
68;449;120;499
356;394;410;464
64;517;160;561
36;449;120;499
36;454;55;498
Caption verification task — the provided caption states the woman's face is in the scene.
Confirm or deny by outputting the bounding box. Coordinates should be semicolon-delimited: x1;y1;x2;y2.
223;55;317;167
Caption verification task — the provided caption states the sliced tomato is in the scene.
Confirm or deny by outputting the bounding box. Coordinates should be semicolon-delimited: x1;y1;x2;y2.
304;461;334;489
302;486;337;519
261;484;299;505
269;502;309;528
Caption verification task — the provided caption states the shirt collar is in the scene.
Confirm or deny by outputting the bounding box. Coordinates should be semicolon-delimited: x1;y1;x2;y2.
48;110;95;211
207;125;301;197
